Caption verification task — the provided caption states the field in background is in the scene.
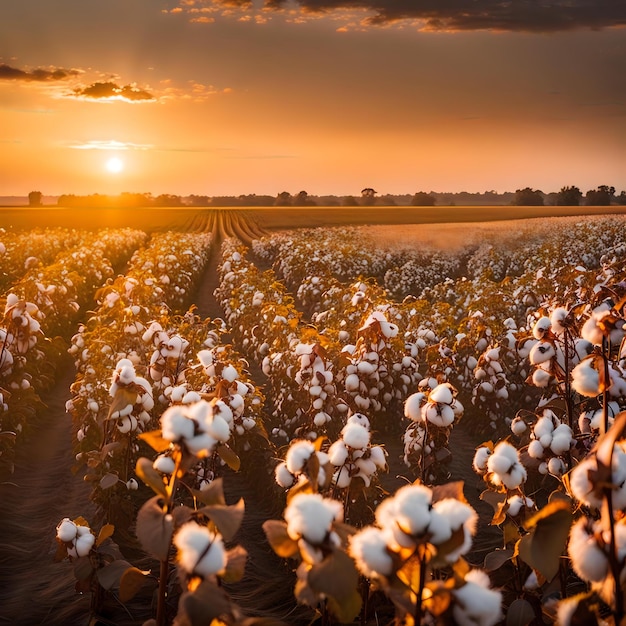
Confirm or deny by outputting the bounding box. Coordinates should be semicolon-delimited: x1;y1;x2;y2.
1;204;625;232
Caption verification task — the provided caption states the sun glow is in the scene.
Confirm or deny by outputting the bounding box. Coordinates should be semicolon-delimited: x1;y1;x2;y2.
105;157;124;173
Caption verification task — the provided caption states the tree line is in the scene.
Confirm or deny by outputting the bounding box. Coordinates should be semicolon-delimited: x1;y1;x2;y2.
24;185;626;208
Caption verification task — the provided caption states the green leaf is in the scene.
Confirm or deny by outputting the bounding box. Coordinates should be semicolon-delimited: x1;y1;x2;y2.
96;559;133;590
308;550;362;623
119;566;151;603
100;472;119;490
200;498;245;542
262;519;299;558
506;598;535;626
135;496;173;561
216;443;240;471
518;500;572;581
135;457;167;498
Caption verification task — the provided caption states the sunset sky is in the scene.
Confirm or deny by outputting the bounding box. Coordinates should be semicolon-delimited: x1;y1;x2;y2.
0;1;624;198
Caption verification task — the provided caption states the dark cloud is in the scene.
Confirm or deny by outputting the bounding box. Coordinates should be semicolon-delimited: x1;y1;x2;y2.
264;0;626;32
73;81;155;102
0;63;79;81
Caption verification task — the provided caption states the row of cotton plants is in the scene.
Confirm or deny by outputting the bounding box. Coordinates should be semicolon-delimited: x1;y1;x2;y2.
0;226;83;292
0;229;146;475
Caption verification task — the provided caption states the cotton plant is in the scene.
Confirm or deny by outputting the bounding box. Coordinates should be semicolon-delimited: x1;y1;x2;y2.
263;492;363;624
134;398;250;626
403;382;463;483
274;438;332;493
55;516;149;616
347;481;498;625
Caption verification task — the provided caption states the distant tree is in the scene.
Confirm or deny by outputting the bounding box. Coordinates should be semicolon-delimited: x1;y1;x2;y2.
411;191;436;206
555;186;582;206
153;194;183;207
380;194;397;206
361;188;377;206
28;191;43;206
186;194;210;206
585;185;615;206
275;191;292;206
293;190;316;206
342;195;359;207
513;187;544;206
616;191;626;206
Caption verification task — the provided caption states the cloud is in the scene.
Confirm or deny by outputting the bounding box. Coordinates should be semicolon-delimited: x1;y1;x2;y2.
68;140;153;150
71;81;156;102
0;63;80;82
167;0;626;32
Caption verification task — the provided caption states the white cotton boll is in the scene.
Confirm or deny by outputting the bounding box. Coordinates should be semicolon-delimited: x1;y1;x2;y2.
550;425;573;455
568;457;602;509
333;466;352;488
404;393;426;422
532;368;552;388
370;446;387;469
75;532;96;557
345;373;360;392
453;570;502;626
357;361;377;375
527;440;545;459
507;495;533;517
284;493;343;544
222;364;238;382
197;349;213;369
383;484;434;539
533;416;554;439
568;518;608;582
286;440;315;474
473;447;491;474
211;400;233;426
582;312;607;346
275;462;295;488
479;381;494;394
170;385;186;403
429;383;453;405
186;433;218;457
153;455;176;474
550;307;569;335
175;522;226;578
547;457;566;476
533;317;552;340
182;391;202;404
529;341;556;365
380;321;398;338
511;417;527;435
347;413;370;429
349;527;394;578
487;442;526;488
328;440;349;466
57;518;78;542
575;338;594;361
571;359;602;397
355;395;370;410
342;422;371;449
313;411;328;427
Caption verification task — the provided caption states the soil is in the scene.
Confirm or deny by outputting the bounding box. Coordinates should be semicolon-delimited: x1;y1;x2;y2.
0;217;510;625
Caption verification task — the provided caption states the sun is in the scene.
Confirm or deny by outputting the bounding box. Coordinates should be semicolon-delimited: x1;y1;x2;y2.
105;156;124;173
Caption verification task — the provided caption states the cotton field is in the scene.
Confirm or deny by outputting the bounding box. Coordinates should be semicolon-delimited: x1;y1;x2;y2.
2;214;626;625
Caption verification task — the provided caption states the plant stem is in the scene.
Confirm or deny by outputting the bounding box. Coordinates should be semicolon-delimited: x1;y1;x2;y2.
413;548;427;625
157;558;169;626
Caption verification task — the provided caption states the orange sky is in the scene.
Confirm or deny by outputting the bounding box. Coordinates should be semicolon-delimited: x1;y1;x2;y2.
0;1;624;198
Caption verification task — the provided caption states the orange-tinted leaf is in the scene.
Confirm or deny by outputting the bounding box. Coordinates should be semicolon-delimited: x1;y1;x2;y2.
119;566;151;603
138;430;171;453
262;520;299;558
96;523;115;548
217;443;240;471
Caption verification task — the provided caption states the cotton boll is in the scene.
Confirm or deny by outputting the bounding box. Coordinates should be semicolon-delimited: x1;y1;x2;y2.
284;493;343;545
568;457;603;509
347;413;370;429
529;341;556;365
527;439;545;459
533;317;552;340
153;455;176;474
275;462;295;488
571;358;602;397
433;498;477;560
285;440;315;474
404;392;426;421
56;518;78;543
452;570;502;626
175;522;226;578
349;527;394;578
341;422;370;449
328;440;349;466
532;368;552;388
75;532;96;557
568;518;609;582
345;373;360;392
507;495;533;517
429;383;454;405
547;457;566;476
550;424;573;455
473;446;491;474
511;417;527;436
369;446;387;469
582;312;607;346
